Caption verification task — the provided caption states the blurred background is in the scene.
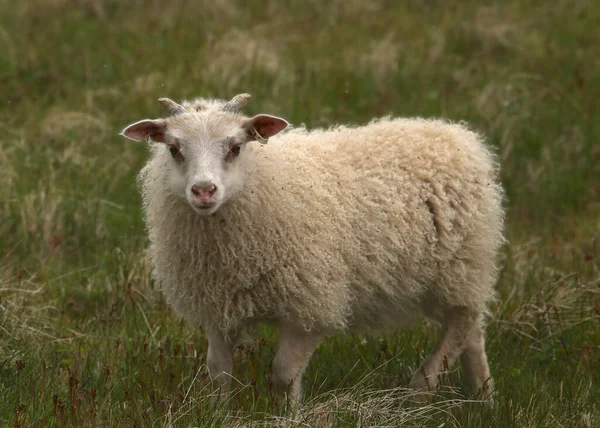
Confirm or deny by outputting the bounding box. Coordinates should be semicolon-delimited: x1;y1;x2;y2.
0;0;598;426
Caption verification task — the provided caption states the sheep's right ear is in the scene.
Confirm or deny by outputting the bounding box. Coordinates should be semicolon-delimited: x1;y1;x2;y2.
120;119;167;142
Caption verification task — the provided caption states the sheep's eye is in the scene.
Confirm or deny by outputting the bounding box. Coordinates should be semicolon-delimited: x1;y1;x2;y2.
225;144;242;163
169;145;179;156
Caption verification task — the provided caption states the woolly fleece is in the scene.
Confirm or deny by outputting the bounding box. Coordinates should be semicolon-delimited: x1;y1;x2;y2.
138;114;505;335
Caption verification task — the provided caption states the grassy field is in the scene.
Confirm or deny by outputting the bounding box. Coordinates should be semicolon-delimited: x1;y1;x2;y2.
1;0;599;426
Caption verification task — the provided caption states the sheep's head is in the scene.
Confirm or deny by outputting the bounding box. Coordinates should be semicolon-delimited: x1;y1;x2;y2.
120;93;289;215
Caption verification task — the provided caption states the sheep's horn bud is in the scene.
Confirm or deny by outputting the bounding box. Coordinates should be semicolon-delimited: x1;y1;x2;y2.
222;93;251;113
158;98;187;115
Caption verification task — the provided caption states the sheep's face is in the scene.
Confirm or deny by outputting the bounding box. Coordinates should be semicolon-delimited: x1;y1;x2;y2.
162;114;255;215
121;107;288;216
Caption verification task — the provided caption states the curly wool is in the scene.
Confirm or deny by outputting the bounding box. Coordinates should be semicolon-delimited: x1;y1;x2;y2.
139;117;505;334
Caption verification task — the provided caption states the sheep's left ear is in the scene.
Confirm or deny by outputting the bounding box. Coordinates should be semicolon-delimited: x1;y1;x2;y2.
243;114;289;144
120;119;167;142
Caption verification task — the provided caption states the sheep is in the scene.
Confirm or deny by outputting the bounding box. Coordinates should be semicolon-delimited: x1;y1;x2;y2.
120;93;506;407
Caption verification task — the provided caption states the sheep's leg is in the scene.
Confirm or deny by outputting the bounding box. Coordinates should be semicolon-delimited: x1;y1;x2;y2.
410;307;478;395
206;330;237;397
272;325;322;408
459;321;494;400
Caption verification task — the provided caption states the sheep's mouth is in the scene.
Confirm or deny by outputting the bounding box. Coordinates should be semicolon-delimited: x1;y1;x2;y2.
187;195;218;210
193;201;216;209
190;201;219;215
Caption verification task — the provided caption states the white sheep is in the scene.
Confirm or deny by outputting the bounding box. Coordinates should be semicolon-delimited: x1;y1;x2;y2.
120;93;505;406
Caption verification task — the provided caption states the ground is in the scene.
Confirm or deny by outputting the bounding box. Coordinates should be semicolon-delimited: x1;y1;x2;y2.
0;0;599;426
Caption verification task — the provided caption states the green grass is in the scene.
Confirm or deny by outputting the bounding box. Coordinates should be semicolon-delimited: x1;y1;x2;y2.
1;0;599;426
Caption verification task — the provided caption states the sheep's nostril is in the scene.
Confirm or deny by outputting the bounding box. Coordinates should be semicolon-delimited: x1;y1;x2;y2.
191;183;217;198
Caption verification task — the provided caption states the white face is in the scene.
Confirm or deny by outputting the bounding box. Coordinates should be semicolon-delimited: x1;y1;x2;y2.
162;116;250;216
121;96;289;216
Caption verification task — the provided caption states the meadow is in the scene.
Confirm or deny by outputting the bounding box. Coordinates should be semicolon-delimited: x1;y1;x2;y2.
1;0;598;426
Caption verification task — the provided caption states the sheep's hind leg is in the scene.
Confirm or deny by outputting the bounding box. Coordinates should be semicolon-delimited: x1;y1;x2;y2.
409;307;478;397
459;320;494;400
272;325;322;409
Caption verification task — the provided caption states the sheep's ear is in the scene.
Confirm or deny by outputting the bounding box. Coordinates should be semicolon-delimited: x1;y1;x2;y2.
243;114;289;144
120;119;167;142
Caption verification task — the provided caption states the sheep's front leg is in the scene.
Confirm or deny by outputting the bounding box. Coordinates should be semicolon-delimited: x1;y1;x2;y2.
206;330;237;397
272;325;322;408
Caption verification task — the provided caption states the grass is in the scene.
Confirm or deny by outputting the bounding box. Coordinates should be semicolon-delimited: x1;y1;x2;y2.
1;0;599;426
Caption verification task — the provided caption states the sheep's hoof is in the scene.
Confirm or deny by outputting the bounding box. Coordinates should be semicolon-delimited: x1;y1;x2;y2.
472;379;495;404
275;392;302;416
408;368;444;403
409;367;435;389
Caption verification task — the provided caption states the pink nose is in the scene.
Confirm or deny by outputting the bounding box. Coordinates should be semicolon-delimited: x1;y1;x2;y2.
191;183;217;198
